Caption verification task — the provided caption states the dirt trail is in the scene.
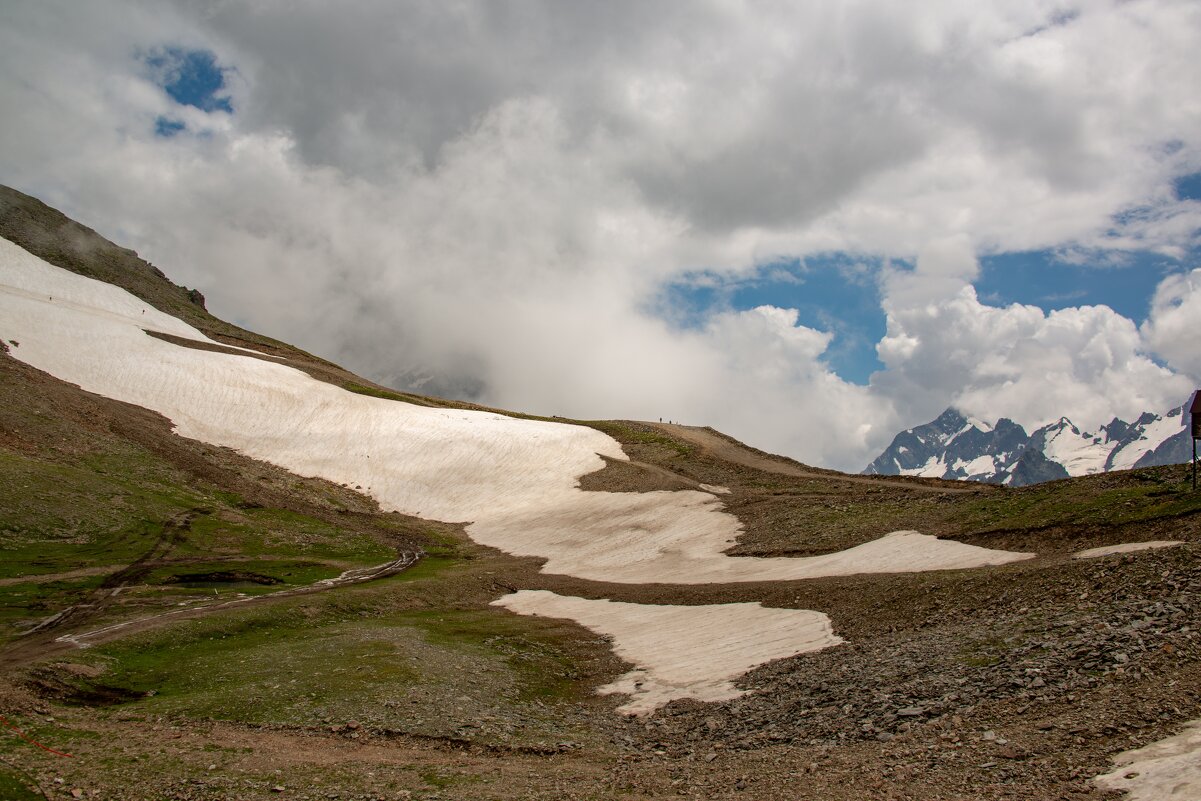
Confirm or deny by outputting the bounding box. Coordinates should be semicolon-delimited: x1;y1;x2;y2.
652;423;978;494
0;552;422;670
0;566;116;588
0;555;368;588
16;509;201;641
54;552;422;649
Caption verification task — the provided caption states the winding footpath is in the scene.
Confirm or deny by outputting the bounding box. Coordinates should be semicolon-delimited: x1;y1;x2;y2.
2;553;421;670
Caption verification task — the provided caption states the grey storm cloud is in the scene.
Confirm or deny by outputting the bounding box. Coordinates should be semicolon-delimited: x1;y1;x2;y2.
191;1;1113;232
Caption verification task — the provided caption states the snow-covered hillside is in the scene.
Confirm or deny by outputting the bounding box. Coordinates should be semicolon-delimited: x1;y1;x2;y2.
864;405;1193;486
0;236;1034;712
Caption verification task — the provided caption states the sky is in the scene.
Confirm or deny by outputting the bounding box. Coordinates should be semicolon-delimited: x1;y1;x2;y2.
1;0;1200;473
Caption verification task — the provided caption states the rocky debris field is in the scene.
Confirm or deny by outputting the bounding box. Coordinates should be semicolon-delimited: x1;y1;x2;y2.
602;543;1201;799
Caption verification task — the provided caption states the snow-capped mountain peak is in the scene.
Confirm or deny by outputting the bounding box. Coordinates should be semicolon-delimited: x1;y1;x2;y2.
864;403;1193;486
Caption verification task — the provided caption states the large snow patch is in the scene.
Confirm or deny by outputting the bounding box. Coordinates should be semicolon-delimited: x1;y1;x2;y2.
493;590;841;714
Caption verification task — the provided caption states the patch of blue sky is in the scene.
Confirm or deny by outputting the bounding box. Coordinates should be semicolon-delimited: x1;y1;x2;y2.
661;242;1195;386
975;248;1189;324
154;117;186;138
1174;171;1201;202
145;47;232;113
658;255;887;385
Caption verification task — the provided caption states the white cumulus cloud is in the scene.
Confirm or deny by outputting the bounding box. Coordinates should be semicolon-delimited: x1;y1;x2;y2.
1142;268;1201;383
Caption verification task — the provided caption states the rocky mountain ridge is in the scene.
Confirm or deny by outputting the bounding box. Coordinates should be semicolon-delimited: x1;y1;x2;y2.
864;403;1194;486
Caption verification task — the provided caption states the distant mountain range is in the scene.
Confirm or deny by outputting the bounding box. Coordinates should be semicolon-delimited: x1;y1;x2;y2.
863;402;1195;486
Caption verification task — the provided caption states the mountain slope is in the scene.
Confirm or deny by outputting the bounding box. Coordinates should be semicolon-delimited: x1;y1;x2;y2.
0;184;492;413
866;405;1192;486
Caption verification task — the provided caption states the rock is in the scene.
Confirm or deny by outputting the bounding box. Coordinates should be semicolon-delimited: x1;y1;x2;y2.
271;786;285;793
346;720;361;730
71;790;83;800
185;288;206;308
896;707;924;717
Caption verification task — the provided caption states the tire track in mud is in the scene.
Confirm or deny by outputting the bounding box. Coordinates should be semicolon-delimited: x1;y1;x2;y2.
1;551;422;669
19;508;205;638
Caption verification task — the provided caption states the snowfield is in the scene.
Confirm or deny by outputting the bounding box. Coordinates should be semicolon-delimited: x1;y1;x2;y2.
1040;419;1110;476
1073;540;1184;559
0;238;1034;711
493;590;842;714
1094;718;1201;800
